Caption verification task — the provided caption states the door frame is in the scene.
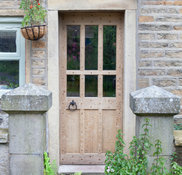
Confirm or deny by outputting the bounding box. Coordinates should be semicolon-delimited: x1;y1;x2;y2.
48;9;136;168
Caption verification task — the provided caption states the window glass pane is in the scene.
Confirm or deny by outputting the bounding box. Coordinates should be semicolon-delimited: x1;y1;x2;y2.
85;75;98;97
0;61;19;89
67;26;80;70
85;25;98;70
103;26;116;70
67;75;80;97
0;31;16;52
103;75;116;97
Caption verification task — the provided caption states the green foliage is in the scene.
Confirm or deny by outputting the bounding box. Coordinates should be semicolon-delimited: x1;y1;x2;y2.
44;152;57;175
151;139;168;175
174;124;182;130
20;0;47;27
105;118;182;175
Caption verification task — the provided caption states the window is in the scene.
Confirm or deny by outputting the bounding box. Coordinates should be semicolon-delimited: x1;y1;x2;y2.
0;17;25;89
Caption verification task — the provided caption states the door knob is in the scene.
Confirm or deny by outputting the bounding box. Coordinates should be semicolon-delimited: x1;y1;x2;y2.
68;100;77;111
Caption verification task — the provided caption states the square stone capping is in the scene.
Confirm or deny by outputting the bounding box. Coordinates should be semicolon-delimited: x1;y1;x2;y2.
48;0;137;10
1;84;52;112
130;86;181;115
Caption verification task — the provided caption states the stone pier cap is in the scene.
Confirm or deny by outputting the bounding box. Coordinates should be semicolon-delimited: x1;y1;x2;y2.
1;83;52;112
130;86;180;114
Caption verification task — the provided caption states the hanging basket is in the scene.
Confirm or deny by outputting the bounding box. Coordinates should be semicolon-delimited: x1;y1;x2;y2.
21;25;46;41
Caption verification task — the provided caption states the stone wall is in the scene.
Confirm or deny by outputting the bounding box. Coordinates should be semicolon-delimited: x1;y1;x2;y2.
0;0;48;87
0;91;9;175
137;0;182;93
137;0;182;165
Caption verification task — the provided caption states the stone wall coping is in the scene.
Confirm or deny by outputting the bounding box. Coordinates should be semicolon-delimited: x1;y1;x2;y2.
130;86;181;114
1;84;52;112
174;130;182;147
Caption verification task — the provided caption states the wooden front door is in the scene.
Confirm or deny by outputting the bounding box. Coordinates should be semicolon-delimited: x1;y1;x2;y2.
60;12;124;165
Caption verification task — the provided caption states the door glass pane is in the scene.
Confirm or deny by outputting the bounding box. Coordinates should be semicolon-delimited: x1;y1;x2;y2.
67;75;80;97
103;26;116;70
103;75;116;97
67;26;80;70
0;31;16;52
0;61;19;89
85;75;98;97
85;25;98;70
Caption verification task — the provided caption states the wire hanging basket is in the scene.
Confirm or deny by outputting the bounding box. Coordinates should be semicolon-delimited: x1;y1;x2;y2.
21;25;46;41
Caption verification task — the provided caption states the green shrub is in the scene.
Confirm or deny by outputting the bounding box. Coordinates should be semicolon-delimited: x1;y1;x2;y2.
105;118;182;175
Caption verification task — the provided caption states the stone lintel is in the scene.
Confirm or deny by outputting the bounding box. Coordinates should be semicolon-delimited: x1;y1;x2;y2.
1;84;52;112
130;86;180;114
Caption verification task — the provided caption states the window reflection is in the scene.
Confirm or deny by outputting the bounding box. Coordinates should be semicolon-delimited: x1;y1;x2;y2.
0;31;16;52
85;75;98;97
67;26;80;70
67;75;80;97
103;75;116;97
85;25;98;70
103;26;116;70
0;61;19;89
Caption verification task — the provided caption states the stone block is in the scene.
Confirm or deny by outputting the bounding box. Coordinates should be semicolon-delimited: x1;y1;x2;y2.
167;69;182;77
140;42;168;48
1;83;52;112
130;86;181;114
139;24;172;31
0;112;8;129
32;50;46;58
32;77;46;86
136;116;174;155
139;33;155;40
166;51;182;58
152;78;176;87
140;50;164;58
138;60;152;67
137;78;149;89
174;130;182;146
0;144;9;175
32;59;46;67
138;69;165;76
156;33;178;40
9;113;46;154
139;16;154;22
0;129;8;143
10;155;43;175
32;41;46;49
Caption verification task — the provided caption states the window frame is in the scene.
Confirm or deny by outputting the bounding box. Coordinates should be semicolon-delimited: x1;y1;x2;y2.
0;17;25;87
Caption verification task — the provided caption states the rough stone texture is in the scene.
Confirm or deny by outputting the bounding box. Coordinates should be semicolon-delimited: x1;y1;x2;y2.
1;83;52;112
0;144;9;175
1;84;52;175
137;0;182;97
130;86;180;170
9;113;46;154
10;155;44;175
174;130;182;146
175;146;182;166
130;86;181;114
0;90;9;175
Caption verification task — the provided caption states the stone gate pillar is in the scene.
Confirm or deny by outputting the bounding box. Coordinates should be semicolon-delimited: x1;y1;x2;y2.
1;84;52;175
130;86;180;169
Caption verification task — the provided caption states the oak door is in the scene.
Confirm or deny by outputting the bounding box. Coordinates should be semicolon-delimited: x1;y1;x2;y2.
60;13;124;165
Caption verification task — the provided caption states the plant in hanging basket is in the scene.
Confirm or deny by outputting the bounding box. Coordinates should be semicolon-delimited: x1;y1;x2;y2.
20;0;47;40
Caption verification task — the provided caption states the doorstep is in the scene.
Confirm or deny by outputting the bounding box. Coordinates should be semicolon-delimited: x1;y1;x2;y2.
58;165;105;175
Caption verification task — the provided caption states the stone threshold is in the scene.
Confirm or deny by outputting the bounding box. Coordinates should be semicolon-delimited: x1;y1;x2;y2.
58;165;105;174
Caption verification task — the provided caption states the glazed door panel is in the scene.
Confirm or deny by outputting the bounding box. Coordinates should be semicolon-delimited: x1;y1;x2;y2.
60;13;124;164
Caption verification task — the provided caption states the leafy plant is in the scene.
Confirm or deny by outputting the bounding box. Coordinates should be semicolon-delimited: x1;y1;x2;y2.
20;0;47;27
151;139;168;175
44;152;57;175
174;124;182;130
105;118;182;175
